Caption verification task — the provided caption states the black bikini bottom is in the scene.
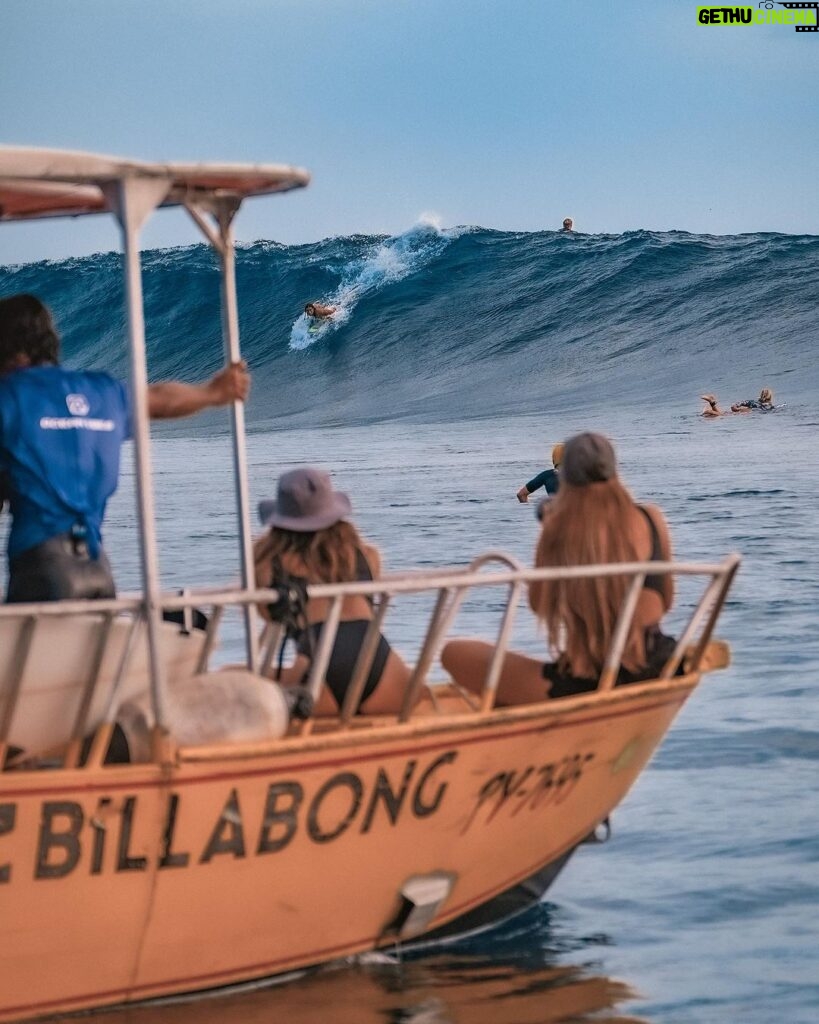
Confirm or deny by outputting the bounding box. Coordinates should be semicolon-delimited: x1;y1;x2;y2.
297;619;390;712
543;628;682;699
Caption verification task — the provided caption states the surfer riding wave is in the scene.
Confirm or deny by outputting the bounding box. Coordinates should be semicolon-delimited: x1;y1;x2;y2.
289;218;459;351
304;302;336;320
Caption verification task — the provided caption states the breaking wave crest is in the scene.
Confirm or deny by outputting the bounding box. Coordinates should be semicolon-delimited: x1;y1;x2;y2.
2;227;817;427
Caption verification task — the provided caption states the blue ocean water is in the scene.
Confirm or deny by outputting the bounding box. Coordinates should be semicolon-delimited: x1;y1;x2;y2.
1;227;818;1022
2;225;816;427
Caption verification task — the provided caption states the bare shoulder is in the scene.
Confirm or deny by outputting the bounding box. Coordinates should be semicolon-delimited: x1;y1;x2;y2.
641;501;667;523
362;543;382;576
640;502;673;555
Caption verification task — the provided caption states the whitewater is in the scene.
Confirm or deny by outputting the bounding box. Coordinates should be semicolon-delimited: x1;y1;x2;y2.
1;227;818;1023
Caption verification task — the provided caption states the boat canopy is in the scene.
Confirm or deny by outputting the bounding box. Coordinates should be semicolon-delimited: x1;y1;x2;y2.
0;145;310;222
0;144;312;717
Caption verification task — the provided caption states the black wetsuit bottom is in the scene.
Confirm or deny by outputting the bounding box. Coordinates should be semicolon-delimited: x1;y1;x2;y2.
543;627;682;699
297;619;390;711
7;532;116;603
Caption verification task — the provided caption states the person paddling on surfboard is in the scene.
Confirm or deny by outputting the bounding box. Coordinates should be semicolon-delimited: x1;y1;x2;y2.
731;387;774;413
304;302;336;320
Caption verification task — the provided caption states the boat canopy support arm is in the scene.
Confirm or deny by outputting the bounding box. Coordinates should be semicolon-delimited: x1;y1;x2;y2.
184;197;259;673
102;177;171;736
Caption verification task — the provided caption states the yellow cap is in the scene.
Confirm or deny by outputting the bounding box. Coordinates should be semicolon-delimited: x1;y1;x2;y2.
551;442;565;467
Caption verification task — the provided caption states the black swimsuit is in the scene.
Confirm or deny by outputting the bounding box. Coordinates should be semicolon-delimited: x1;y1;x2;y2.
542;506;678;698
284;550;391;712
638;505;665;598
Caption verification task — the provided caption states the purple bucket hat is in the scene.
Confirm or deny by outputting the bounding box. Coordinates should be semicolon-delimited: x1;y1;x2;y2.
258;466;352;532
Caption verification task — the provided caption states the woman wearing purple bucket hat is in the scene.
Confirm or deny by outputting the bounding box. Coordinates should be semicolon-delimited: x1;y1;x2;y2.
443;432;679;704
254;466;413;716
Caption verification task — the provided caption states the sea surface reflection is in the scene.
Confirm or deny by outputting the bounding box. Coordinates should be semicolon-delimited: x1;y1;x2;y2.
78;959;644;1024
69;908;647;1024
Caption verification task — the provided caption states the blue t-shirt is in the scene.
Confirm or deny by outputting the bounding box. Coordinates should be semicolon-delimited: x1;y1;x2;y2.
0;365;131;560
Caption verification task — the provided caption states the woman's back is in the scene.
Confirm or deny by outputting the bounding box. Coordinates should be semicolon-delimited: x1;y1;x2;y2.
261;536;381;625
531;433;674;680
253;467;411;716
441;433;679;707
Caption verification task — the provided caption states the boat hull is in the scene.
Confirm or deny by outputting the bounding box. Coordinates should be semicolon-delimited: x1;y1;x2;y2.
415;846;576;944
0;677;695;1022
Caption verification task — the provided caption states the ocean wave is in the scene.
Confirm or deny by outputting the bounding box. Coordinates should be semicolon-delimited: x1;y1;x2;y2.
2;228;817;426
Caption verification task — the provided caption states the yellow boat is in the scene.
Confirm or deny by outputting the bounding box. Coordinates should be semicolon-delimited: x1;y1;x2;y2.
0;148;739;1022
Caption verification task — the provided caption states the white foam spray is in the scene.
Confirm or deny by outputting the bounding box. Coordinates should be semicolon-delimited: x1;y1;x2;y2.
289;217;458;351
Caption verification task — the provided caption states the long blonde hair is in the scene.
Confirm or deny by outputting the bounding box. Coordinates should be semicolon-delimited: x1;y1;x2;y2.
534;478;647;676
254;520;367;587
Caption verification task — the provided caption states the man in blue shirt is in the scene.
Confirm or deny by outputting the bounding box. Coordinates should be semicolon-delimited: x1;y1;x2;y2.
0;293;250;602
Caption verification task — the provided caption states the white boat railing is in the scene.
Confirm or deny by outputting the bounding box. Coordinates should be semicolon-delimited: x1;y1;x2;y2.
0;553;740;767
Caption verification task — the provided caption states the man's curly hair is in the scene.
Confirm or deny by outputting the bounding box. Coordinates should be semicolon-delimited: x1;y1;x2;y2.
0;294;60;371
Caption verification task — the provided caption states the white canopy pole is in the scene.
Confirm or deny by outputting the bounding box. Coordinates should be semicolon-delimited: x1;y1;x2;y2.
104;176;171;729
184;197;259;672
216;199;260;673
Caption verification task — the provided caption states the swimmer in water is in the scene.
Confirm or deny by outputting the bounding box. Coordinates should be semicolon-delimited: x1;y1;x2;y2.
700;394;724;418
561;217;574;232
304;302;336;320
731;387;774;413
517;442;564;504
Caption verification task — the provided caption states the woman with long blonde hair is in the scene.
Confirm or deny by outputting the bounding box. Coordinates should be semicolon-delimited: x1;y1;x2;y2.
254;466;411;716
442;432;676;704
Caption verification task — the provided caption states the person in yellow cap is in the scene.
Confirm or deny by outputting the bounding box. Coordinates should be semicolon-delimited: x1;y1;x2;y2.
517;442;564;503
700;394;724;418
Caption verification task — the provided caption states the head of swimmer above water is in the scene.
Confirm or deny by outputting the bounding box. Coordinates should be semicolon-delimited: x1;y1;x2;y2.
562;218;573;231
759;387;773;406
551;442;564;468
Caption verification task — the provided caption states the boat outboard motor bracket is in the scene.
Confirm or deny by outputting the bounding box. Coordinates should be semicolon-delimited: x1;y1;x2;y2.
382;872;457;941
